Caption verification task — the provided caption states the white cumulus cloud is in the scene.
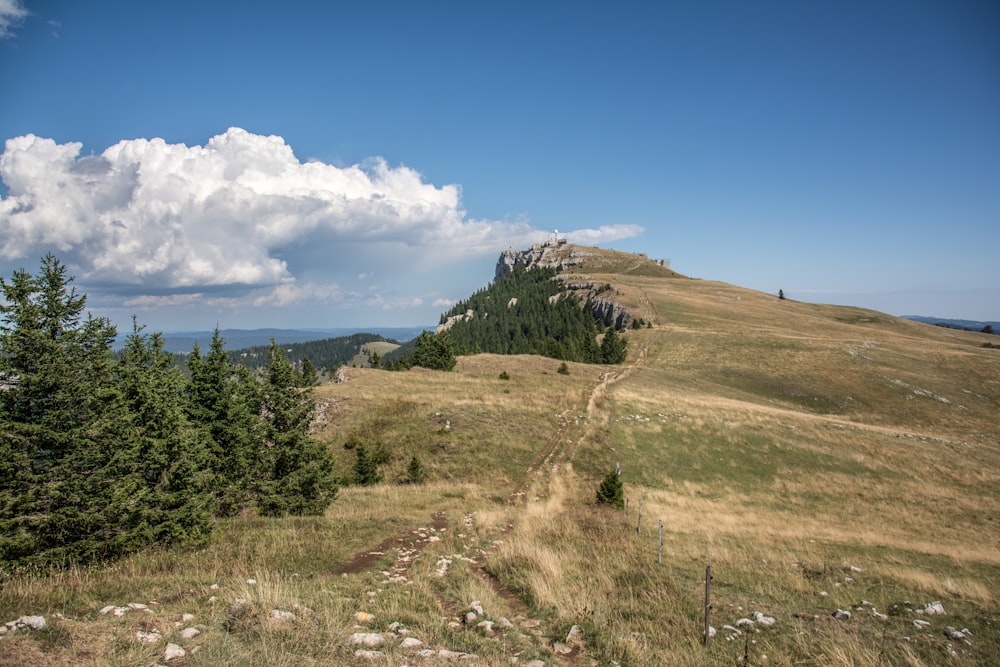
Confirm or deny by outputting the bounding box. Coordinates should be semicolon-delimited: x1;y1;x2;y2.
0;128;644;325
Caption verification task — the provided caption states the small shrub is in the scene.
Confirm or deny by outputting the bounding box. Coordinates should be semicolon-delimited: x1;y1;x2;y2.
557;362;570;375
499;371;510;380
596;469;624;509
404;456;426;484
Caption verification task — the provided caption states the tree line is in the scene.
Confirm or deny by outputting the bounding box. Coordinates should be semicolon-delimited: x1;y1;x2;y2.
438;266;627;364
0;256;337;567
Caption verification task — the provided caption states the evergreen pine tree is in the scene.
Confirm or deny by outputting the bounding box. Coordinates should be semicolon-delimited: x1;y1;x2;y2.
256;340;337;516
405;455;426;484
116;319;213;545
300;356;319;386
410;331;456;371
0;255;195;563
596;469;624;509
600;328;628;364
353;443;382;486
186;329;259;516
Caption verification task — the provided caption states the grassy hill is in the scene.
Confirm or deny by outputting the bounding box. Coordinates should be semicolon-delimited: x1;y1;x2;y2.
2;246;997;666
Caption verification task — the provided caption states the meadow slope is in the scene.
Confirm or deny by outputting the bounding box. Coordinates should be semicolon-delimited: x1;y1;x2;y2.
2;255;998;666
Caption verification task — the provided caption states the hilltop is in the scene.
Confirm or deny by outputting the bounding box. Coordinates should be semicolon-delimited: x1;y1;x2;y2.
2;245;997;666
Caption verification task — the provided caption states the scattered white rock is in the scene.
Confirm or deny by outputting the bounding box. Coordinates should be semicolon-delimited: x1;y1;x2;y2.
180;627;201;639
354;611;376;624
128;603;149;611
872;610;888;621
164;643;186;662
353;649;384;660
524;661;546;667
752;612;776;627
209;584;220;590
832;609;852;621
246;579;257;585
99;605;118;615
818;591;828;598
469;601;485;616
348;632;385;648
923;601;946;616
705;625;717;639
464;611;478;625
476;620;494;633
849;566;863;573
913;619;931;629
497;616;514;630
135;630;162;644
181;613;195;623
400;637;424;649
735;618;755;627
14;615;47;631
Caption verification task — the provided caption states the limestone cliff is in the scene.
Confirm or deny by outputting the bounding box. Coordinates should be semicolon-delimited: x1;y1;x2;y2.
492;242;674;329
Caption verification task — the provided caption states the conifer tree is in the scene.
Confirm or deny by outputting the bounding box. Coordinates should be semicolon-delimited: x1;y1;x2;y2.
405;455;426;484
0;255;197;563
255;340;337;516
353;443;382;486
596;469;624;509
116;319;212;545
300;356;319;386
600;328;628;364
186;329;259;516
410;330;456;371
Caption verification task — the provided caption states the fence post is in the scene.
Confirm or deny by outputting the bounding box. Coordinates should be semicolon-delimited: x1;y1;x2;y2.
636;499;643;533
658;519;663;564
703;565;712;646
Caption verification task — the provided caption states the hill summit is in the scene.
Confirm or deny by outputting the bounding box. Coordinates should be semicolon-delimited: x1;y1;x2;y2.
496;240;679;280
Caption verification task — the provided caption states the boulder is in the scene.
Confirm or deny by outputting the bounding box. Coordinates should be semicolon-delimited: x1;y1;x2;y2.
164;643;186;662
922;601;946;616
348;632;385;648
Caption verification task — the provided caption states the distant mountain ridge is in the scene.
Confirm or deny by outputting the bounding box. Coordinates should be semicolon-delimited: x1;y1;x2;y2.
122;327;433;353
903;316;998;333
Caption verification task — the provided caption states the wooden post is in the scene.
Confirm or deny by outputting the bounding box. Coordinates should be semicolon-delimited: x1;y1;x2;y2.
658;519;663;564
636;499;643;533
625;497;629;518
703;565;712;646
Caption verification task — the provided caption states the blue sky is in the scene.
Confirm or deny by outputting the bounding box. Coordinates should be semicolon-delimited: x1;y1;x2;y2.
1;0;997;331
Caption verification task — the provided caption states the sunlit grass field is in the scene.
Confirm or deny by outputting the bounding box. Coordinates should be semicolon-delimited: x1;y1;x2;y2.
2;251;998;665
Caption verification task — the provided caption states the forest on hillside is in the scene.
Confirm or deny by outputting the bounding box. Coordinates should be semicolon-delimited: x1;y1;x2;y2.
232;333;397;374
0;256;338;566
440;266;627;364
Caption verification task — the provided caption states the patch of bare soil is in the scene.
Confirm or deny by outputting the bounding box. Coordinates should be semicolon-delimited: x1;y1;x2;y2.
334;511;448;576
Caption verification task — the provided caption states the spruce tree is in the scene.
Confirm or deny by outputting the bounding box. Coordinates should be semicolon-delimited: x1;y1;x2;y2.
596;469;624;509
353;443;382;486
0;255;189;563
255;340;337;516
410;331;456;371
116;320;213;545
186;329;259;516
405;455;426;484
600;328;628;364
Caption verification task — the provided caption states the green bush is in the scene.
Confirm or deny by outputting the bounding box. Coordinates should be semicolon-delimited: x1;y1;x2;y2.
596;469;624;509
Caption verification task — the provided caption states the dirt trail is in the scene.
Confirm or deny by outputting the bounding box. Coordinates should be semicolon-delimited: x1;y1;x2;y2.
333;318;660;664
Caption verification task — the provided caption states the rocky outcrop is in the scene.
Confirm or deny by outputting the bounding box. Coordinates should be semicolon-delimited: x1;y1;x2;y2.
495;242;583;279
590;295;633;329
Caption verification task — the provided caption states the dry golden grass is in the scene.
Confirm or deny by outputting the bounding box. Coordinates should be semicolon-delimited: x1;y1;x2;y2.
3;246;998;665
